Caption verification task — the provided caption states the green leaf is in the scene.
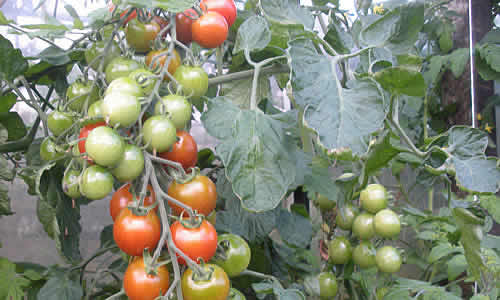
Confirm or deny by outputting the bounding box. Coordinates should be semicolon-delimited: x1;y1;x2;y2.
449;156;500;194
479;194;500;223
261;0;314;30
476;54;500;81
447;254;467;281
428;242;462;263
201;97;299;212
453;208;485;280
0;156;15;181
289;39;386;155
324;22;353;54
0;11;14;25
0;34;28;81
482;234;500;250
64;5;83;30
38;46;71;66
423;55;445;85
123;0;197;12
447;126;488;159
0;258;31;300
385;278;461;300
303;156;341;204
447;48;469;78
36;274;83;300
0;112;27;141
0;123;7;143
396;54;423;70
361;131;403;185
220;75;271;109
374;66;425;96
0;181;13;216
276;209;312;248
0;92;17;113
439;29;453;53
99;225;116;250
234;16;271;54
477;43;500;73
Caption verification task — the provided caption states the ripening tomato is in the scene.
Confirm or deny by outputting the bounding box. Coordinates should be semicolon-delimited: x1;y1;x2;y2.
145;49;181;80
110;183;157;221
78;121;106;155
175;9;197;44
173;65;209;99
170;219;218;264
191;11;228;48
181;264;229;300
142;115;177;152
167;175;216;216
201;0;237;27
123;256;170;300
126;19;161;53
158;131;198;171
113;207;162;256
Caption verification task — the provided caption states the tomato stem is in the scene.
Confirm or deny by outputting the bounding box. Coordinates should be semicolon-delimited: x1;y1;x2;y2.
103;289;125;300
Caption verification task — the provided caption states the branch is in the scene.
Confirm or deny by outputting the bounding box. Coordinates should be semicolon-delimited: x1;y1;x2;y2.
207;64;289;86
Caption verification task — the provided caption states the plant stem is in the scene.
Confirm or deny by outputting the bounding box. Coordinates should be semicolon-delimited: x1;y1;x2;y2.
389;96;426;158
239;269;281;285
103;290;125;300
207;64;289;86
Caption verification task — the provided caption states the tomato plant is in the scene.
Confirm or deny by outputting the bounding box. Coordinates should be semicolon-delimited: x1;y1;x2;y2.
125;18;161;53
84;40;121;69
191;11;228;49
110;183;156;221
181;263;230;300
153;94;192;129
158;130;198;171
167;174;216;216
123;256;170;300
211;233;251;277
170;219;218;264
129;68;157;94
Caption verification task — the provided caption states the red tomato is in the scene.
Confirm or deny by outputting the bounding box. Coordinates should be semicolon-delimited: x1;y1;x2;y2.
123;257;170;300
167;175;216;217
175;9;197;44
191;11;228;48
170;219;217;264
110;183;157;221
113;207;161;256
201;0;237;27
78;122;106;155
158;131;198;171
108;3;137;25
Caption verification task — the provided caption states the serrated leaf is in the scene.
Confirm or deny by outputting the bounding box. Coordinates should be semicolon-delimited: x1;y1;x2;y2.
303;156;340;203
261;0;314;30
220;75;270;109
447;126;488;159
0;112;27;141
428;242;462;263
289;39;386;155
0;181;13;216
447;48;469;78
374;66;425;96
234;16;271;54
361;131;403;185
450;156;500;194
479;194;500;223
447;254;467;281
0;258;30;300
0;92;17;113
36;275;83;300
276;210;312;248
0;34;28;81
201;97;299;212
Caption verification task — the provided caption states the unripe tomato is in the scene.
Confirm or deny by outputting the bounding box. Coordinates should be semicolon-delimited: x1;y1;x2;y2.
84;40;121;70
167;174;217;217
374;208;401;238
79;165;114;200
101;92;141;128
62;169;81;199
111;144;144;182
125;19;160;53
87;100;104;120
123;257;169;300
66;81;99;112
105;57;142;83
201;0;237;27
129;68;157;94
85;126;125;167
105;77;144;97
170;219;218;264
318;272;338;299
181;263;229;300
228;288;246;300
192;11;228;48
352;212;375;240
314;194;336;211
110;183;156;221
40;137;63;161
328;236;352;264
158;130;198;171
375;246;402;273
336;204;358;230
360;184;388;213
173;65;209;99
113;207;161;256
352;241;376;268
142;115;177;152
154;94;192;129
47;111;73;137
145;49;181;80
212;234;251;277
78;122;106;155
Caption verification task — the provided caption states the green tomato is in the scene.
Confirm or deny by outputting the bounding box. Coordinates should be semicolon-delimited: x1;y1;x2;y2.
376;287;388;300
212;234;251;277
79;165;114;200
181;264;230;300
66;81;99;112
352;241;376;268
111;144;144;182
105;57;142;83
153;94;192;129
125;18;161;53
314;194;336;211
318;272;338;299
227;288;246;300
47;111;73;137
40;137;64;161
142;115;177;152
129;68;157;94
101;92;141;128
328;236;352;264
336;204;358;230
375;246;402;273
105;77;144;97
85;126;125;167
85;40;121;70
62;169;81;198
352;212;375;240
173;65;209;99
374;209;401;239
360;184;388;213
87;100;104;120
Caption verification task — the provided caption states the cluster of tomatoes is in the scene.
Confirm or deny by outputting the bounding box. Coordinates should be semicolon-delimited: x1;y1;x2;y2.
312;184;403;298
39;3;252;299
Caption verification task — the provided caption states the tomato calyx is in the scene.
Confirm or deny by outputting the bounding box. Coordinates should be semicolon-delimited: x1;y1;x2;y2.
169;166;199;184
213;240;230;261
191;259;215;282
178;211;204;229
126;195;158;217
141;249;170;276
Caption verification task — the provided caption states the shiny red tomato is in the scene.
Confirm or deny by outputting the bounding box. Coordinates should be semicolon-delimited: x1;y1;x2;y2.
176;9;197;44
110;183;157;221
201;0;237;27
123;257;170;300
170;219;217;264
192;11;228;48
78;121;106;155
113;207;161;256
158;131;198;171
167;175;216;216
